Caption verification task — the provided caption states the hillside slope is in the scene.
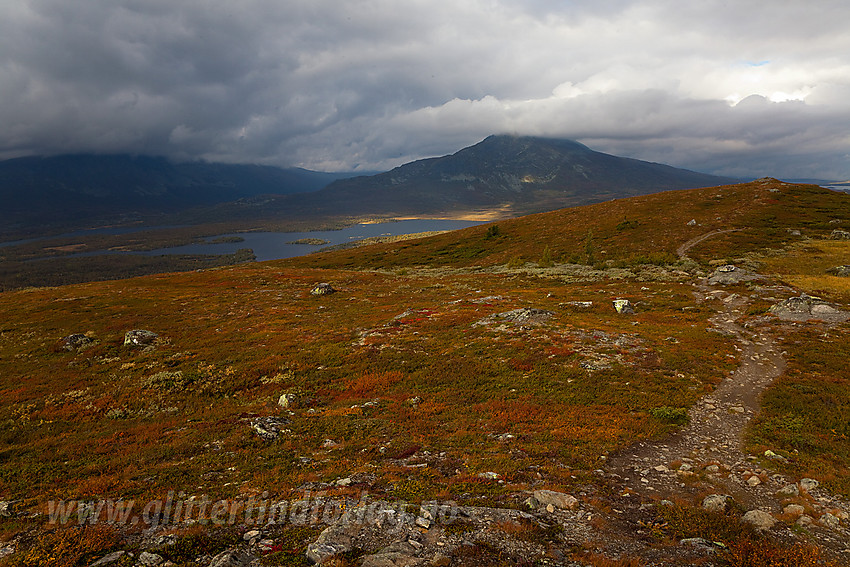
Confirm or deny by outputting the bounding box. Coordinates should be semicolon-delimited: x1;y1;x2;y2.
284;178;850;270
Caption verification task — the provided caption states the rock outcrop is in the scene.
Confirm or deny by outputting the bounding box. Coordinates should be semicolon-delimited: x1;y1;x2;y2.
55;333;95;352
123;329;159;347
311;283;337;296
769;294;849;322
706;264;760;285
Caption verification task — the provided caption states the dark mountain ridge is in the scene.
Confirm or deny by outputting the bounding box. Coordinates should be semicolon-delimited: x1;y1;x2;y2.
282;135;738;217
0;154;360;236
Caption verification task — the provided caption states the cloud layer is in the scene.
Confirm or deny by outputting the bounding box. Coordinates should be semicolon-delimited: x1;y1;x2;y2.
2;0;849;179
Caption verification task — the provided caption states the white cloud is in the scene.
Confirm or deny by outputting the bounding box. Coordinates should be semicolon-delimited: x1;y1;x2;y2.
0;0;848;178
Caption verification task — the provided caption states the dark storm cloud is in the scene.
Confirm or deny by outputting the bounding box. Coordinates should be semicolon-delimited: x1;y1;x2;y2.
1;0;849;179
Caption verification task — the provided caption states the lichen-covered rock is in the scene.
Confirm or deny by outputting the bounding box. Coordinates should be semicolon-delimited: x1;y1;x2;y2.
532;490;578;510
741;509;776;531
776;483;799;498
494;308;554;325
0;501;16;517
123;329;159;347
248;416;290;440
55;333;95;352
90;551;132;566
707;264;760;285
138;551;164;566
278;392;298;409
311;282;337;295
819;512;841;529
702;494;731;513
612;299;634;314
800;478;820;492
830;229;850;240
769;295;849;322
474;307;554;327
827;265;850;277
208;549;256;567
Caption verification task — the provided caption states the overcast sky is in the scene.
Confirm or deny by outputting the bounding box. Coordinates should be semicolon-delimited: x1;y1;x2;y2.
1;0;849;179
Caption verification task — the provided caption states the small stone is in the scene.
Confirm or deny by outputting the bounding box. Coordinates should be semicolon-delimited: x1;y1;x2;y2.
478;472;500;480
776;484;800;498
533;489;579;510
730;406;745;414
613;299;635;314
747;476;762;487
138;552;164;566
705;465;720;474
678;463;692;472
278;393;298;408
243;529;261;541
90;551;129;566
687;219;697;226
742;509;776;531
123;329;159;347
654;465;669;473
702;494;731;513
310;283;337;295
56;333;95;352
819;512;840;529
797;515;814;527
415;516;431;529
783;504;805;516
0;501;15;517
209;549;256;567
430;554;451;567
800;478;819;492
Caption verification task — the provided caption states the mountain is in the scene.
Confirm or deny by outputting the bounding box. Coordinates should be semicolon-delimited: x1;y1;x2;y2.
278;135;738;218
0;154;360;236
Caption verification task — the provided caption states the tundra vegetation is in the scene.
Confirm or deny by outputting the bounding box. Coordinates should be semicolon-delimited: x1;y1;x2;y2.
0;179;849;565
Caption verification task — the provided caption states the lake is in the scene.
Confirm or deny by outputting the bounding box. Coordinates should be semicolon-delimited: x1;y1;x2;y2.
140;219;483;261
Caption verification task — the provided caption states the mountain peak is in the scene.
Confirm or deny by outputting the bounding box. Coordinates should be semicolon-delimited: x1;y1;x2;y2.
294;136;737;219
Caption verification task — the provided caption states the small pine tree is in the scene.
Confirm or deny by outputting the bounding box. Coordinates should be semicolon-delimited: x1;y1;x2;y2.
485;225;501;239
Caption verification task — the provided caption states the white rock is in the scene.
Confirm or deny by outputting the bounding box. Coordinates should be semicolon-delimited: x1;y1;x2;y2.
800;478;819;492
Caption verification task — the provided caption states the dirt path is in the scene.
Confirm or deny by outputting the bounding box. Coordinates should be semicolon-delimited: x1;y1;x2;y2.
676;228;745;258
606;287;785;503
593;232;850;561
